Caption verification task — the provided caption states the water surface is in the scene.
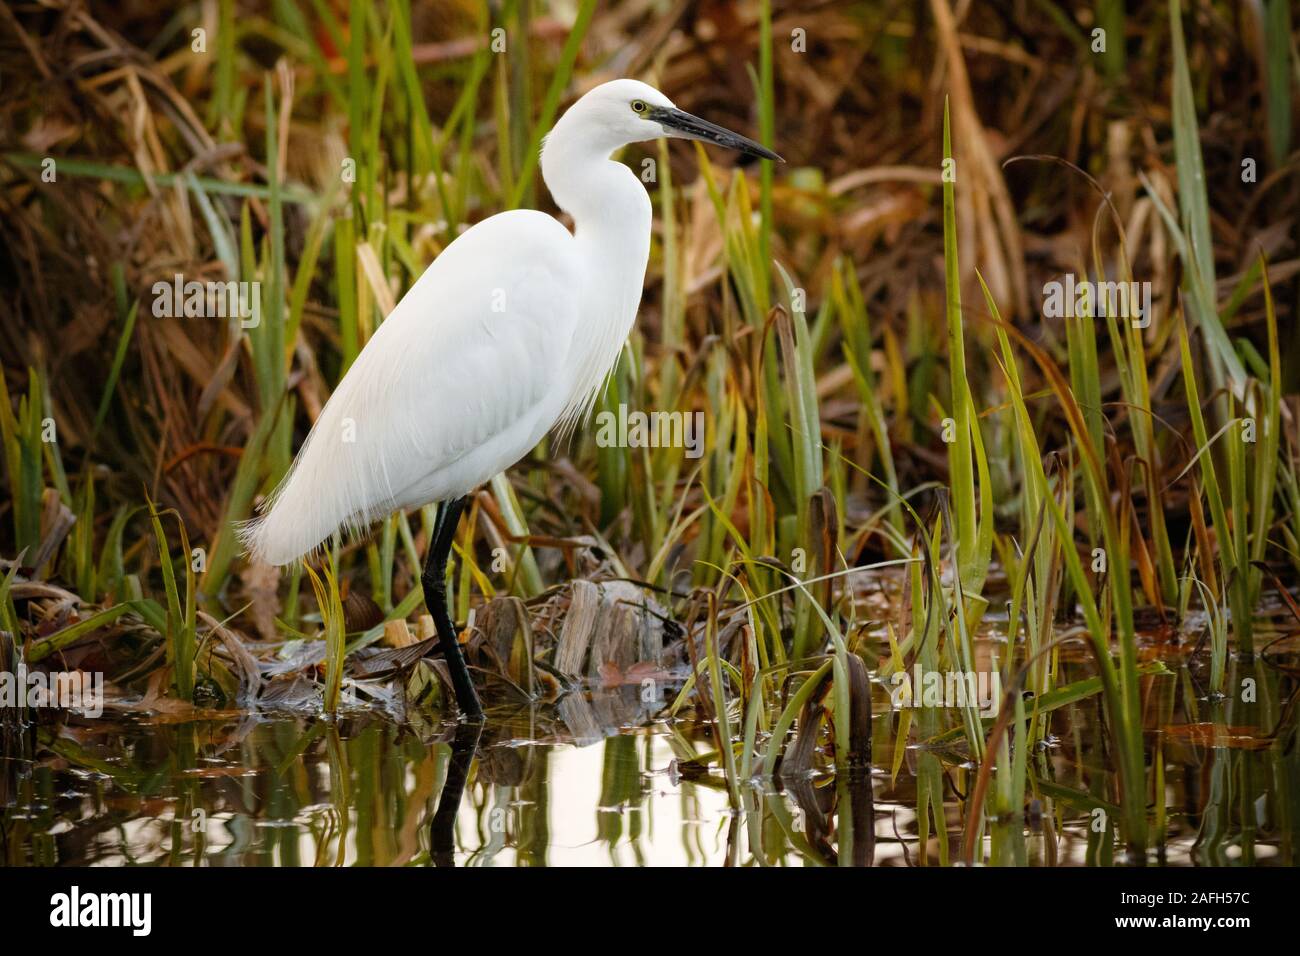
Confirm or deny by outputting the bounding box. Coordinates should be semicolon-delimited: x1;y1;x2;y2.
4;633;1295;867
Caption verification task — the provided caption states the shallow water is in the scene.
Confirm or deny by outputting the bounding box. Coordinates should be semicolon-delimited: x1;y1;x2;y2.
4;635;1296;866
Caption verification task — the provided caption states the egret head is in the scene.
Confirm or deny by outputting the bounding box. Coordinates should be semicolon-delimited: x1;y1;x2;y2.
556;78;783;162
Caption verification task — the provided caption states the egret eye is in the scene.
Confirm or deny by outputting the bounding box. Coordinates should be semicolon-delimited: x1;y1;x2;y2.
631;100;647;114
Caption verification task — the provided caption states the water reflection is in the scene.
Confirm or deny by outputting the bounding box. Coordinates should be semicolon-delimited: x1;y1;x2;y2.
1;645;1296;866
431;720;482;867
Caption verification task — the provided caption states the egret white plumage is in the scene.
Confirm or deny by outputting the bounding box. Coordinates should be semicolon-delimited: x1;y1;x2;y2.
240;78;781;718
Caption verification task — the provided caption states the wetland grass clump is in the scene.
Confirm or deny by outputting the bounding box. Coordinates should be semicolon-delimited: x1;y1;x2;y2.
2;0;1298;866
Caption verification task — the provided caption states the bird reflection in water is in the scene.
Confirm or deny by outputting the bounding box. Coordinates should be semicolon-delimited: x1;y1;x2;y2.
429;719;484;867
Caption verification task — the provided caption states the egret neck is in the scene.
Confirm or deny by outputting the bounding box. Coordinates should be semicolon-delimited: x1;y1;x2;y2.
540;115;652;430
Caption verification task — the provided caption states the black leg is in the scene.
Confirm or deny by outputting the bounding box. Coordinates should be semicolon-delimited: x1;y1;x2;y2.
421;496;484;720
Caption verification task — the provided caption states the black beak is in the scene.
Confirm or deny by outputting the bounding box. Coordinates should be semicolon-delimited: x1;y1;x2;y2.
651;106;783;162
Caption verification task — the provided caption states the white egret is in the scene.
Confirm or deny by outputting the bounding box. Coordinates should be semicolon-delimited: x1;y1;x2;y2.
241;78;781;718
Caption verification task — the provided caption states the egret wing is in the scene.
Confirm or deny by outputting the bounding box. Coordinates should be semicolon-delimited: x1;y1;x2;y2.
244;211;581;564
